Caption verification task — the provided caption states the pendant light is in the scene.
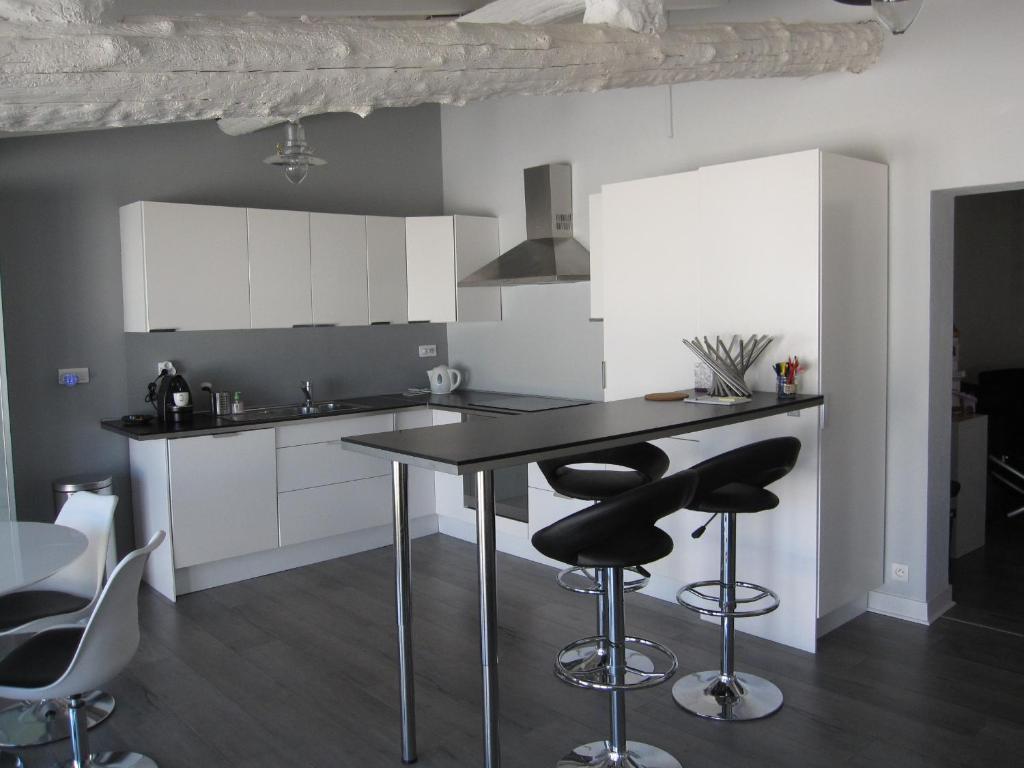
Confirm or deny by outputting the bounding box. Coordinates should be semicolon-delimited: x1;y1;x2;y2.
263;119;327;185
834;0;924;35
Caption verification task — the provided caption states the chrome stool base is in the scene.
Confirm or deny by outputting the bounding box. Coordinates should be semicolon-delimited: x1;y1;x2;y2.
672;670;783;721
0;691;115;747
557;740;682;768
0;751;22;768
57;752;156;768
557;641;656;687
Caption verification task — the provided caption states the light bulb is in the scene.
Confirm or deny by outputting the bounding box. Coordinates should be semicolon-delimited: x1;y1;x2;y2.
284;163;309;185
871;0;924;35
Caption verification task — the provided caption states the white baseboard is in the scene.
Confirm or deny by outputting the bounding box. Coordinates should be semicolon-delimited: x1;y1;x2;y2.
817;595;867;637
172;515;439;598
867;586;955;625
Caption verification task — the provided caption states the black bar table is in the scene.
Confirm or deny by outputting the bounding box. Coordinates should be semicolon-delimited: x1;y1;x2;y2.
341;391;824;767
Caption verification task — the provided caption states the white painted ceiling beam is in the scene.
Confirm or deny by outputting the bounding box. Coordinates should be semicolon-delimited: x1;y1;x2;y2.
463;0;665;34
0;16;883;135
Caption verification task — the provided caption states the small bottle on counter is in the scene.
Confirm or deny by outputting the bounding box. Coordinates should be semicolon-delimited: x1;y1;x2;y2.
231;391;245;414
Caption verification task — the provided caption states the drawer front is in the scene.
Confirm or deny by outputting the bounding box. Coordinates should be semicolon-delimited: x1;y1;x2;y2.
278;476;392;546
275;412;394;448
278;441;390;492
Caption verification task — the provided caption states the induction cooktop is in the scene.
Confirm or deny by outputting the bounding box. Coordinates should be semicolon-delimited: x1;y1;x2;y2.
464;393;589;412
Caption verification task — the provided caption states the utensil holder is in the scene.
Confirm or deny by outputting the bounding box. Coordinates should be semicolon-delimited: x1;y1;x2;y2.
777;375;797;399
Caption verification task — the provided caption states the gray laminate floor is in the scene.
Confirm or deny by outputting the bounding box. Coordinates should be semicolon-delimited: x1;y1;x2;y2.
5;533;1023;767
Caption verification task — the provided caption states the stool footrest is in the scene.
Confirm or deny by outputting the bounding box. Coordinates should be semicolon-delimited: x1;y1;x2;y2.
676;579;780;618
556;566;649;596
555;635;677;691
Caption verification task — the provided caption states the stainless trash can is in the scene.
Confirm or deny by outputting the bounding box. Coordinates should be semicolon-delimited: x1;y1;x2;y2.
53;474;113;518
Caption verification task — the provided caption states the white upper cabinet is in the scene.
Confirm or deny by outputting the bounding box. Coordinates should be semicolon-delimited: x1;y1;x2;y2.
405;215;501;323
406;217;457;323
247;208;313;328
120;201;251;331
366;215;408;325
588;193;605;321
454;216;502;322
310;213;369;326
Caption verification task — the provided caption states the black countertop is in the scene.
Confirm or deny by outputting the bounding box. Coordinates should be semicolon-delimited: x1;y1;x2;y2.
100;390;590;441
341;391;825;475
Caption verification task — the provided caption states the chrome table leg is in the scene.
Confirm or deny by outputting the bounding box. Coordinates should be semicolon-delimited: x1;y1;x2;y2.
393;461;417;764
477;470;501;768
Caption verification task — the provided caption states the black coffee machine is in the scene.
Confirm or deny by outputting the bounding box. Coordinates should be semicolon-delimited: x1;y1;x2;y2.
147;371;194;422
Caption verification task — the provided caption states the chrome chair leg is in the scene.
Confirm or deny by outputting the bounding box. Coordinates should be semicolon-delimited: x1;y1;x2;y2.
558;568;681;768
57;695;158;768
673;513;783;721
0;692;115;748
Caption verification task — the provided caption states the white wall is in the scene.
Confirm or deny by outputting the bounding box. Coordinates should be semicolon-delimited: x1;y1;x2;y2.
954;191;1024;381
441;0;1024;612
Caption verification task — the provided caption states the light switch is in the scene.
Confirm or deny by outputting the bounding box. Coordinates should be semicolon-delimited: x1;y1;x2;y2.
58;367;90;386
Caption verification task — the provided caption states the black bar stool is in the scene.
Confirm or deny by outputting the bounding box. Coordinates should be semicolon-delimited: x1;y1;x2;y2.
533;469;698;768
672;437;801;722
538;443;670;684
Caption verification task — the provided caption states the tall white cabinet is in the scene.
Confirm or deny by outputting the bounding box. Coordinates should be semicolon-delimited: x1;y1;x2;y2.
598;149;888;652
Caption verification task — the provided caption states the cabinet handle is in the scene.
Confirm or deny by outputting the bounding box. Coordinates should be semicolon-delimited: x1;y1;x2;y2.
370;321;391;326
408;320;430;324
148;328;178;333
292;323;315;328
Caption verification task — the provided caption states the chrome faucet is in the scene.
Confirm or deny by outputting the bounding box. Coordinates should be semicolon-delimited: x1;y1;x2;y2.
301;380;313;408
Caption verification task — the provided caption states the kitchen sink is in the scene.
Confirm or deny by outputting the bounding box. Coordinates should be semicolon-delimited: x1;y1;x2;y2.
221;400;364;422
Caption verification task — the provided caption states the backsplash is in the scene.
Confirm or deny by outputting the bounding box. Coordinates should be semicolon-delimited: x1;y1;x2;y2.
124;324;448;413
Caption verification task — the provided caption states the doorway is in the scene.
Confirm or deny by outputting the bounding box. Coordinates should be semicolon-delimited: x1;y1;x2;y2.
945;188;1024;635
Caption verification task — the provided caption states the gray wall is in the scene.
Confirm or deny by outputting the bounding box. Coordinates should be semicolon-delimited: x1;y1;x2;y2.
0;108;445;549
954;190;1024;382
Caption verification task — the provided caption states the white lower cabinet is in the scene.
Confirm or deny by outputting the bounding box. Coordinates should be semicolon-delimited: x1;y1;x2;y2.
167;429;279;569
279;476;392;546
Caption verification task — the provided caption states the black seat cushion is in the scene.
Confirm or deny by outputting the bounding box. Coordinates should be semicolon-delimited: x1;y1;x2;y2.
577;527;674;568
0;627;83;689
0;591;91;632
539;442;671;501
688;437;800;514
532;469;697;568
690;483;779;515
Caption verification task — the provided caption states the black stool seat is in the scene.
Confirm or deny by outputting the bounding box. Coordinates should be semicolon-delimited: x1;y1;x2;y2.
0;592;91;633
690;483;779;514
539;443;670;501
533;470;697;568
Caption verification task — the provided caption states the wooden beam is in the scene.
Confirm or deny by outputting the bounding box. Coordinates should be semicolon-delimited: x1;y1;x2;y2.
0;16;883;135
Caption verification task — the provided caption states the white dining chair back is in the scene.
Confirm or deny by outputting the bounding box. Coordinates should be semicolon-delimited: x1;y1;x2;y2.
37;492;117;600
0;530;164;703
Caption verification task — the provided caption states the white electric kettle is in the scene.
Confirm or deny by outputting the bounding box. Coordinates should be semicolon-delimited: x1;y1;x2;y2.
427;365;462;394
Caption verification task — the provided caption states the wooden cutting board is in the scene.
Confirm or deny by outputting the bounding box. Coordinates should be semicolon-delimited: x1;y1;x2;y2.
644;391;690;402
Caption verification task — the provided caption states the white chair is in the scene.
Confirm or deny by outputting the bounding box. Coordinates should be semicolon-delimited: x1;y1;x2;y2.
0;492;117;748
0;531;165;768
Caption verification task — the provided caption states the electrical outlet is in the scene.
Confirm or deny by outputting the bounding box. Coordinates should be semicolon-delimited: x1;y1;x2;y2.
891;563;909;582
418;344;437;358
156;361;176;376
57;367;90;386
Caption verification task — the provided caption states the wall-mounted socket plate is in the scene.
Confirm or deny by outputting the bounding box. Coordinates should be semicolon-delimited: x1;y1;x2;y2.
418;344;437;358
58;367;90;385
156;361;176;375
891;562;909;582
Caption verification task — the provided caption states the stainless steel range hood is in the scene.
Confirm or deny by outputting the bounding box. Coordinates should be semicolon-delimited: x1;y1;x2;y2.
458;163;590;287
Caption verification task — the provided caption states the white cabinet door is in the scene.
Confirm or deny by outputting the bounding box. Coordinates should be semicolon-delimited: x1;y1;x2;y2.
168;429;278;568
278;475;391;546
406;217;457;323
366;216;408;324
588;193;605;321
248;208;313;328
310;213;369;326
454;215;502;322
128;202;251;331
601;172;702;400
278;441;391;492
